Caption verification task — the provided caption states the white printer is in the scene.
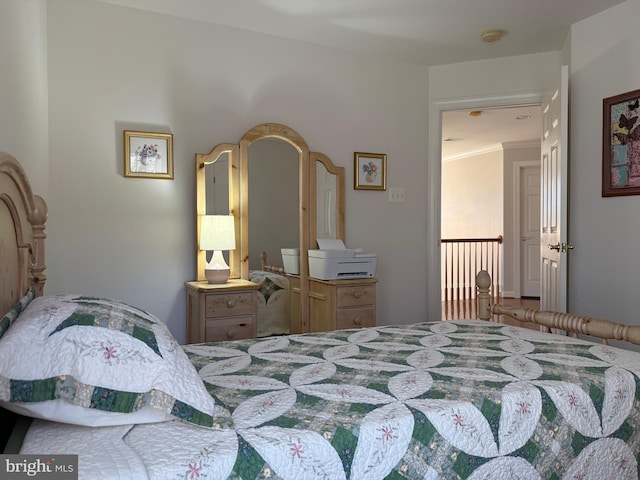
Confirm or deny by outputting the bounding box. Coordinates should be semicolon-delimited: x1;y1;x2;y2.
308;239;377;280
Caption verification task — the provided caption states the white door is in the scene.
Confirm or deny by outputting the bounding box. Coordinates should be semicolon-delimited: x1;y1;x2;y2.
540;65;570;311
521;166;540;297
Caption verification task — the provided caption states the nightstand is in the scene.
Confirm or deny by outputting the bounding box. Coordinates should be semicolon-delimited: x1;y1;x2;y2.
185;279;259;343
308;277;378;332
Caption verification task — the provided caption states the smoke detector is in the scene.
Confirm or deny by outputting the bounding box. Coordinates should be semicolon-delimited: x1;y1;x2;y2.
481;29;504;43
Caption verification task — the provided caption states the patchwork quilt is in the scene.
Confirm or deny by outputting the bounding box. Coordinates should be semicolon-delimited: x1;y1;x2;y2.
23;320;640;479
249;270;290;337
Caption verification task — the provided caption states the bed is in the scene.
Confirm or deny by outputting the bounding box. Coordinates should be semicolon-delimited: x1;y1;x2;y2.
247;251;291;337
2;152;640;479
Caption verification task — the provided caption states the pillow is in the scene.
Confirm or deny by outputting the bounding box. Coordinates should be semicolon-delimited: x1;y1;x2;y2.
0;295;215;428
0;287;35;338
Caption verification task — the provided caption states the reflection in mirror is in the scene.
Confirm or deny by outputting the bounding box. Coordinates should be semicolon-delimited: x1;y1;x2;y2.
316;161;337;240
248;138;299;270
205;153;229;215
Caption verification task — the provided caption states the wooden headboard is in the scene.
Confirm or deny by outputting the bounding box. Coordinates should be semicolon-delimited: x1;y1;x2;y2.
0;153;47;315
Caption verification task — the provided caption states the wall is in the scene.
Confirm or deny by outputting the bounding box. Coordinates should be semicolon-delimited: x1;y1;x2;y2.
0;1;49;197
441;151;503;239
569;0;640;324
38;0;430;341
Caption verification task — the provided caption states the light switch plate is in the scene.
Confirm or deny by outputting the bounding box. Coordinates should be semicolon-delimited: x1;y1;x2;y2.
389;187;405;203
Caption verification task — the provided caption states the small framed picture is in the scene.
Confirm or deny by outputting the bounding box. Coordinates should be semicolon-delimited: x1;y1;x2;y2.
124;130;174;179
354;152;386;191
602;89;640;196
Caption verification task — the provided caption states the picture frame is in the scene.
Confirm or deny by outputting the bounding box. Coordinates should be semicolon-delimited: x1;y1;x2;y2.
124;130;174;179
602;88;640;196
354;152;386;190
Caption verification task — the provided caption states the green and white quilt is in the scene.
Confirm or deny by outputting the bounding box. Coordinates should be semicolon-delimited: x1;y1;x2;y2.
22;320;640;479
174;320;640;479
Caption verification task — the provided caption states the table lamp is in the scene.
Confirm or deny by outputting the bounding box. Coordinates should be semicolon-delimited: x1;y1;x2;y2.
199;215;236;283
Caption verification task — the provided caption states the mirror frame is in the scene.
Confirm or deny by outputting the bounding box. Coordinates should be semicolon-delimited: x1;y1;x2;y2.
196;123;345;334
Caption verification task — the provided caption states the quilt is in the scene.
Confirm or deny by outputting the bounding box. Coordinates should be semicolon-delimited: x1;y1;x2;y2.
249;270;290;337
22;320;640;479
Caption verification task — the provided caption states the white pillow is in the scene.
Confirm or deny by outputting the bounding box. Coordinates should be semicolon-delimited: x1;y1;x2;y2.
0;295;215;427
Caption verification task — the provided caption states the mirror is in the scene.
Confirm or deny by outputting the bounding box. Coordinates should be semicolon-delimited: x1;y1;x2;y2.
196;124;344;335
311;152;344;243
247;138;299;271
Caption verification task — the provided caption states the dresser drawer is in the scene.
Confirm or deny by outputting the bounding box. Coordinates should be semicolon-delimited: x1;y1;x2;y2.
205;292;254;318
205;317;254;342
336;285;375;307
336;306;375;330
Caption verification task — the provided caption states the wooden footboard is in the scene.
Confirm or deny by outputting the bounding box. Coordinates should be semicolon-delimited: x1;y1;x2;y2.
260;251;285;275
476;270;640;345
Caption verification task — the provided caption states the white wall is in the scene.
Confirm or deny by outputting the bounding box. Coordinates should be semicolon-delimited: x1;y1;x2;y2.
0;0;49;197
569;0;640;324
441;151;503;239
38;0;430;341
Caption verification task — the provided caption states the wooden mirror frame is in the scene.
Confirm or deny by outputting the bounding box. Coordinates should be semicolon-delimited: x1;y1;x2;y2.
196;123;345;333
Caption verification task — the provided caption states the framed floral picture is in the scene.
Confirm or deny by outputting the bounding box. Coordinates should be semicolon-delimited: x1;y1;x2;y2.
124;130;174;179
602;89;640;196
354;152;386;190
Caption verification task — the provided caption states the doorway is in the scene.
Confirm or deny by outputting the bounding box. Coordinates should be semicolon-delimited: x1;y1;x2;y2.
439;105;542;312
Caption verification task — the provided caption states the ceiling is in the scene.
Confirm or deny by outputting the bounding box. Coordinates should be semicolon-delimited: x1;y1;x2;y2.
98;0;623;158
442;105;542;161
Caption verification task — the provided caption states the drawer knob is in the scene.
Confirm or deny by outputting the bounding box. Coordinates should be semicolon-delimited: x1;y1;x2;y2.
353;291;362;299
226;299;236;308
226;329;236;339
353;316;362;326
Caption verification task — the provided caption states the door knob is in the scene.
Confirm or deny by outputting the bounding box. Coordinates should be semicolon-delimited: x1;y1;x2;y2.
522;236;532;241
562;242;574;252
548;243;561;251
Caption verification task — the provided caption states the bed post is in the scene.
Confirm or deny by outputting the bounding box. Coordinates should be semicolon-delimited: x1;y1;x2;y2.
476;270;492;321
30;194;48;296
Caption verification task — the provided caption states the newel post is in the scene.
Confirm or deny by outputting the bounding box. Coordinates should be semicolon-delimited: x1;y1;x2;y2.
476;270;492;321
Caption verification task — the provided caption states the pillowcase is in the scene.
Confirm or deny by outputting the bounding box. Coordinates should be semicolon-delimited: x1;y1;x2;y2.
0;295;215;428
0;287;35;338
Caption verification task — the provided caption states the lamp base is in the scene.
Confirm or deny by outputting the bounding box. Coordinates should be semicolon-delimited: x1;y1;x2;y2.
205;267;230;284
204;250;230;284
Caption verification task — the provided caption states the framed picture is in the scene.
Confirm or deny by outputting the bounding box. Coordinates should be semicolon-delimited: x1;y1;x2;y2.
354;152;386;190
124;130;174;179
602;89;640;196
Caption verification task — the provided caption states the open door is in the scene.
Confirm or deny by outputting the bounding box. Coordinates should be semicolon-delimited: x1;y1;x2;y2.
540;65;571;311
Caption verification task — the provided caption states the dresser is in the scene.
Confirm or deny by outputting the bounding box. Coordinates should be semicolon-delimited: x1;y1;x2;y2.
289;277;377;333
185;279;259;343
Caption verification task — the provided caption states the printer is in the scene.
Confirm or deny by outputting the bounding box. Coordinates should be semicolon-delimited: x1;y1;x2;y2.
308;239;377;280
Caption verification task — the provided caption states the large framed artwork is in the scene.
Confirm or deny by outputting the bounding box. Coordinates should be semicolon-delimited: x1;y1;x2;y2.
354;152;386;191
603;88;640;196
124;130;174;179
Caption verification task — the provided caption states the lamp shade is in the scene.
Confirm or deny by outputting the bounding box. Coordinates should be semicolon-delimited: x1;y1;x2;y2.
199;215;236;251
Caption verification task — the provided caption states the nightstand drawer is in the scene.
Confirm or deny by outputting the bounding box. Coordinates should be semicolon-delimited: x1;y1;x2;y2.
336;306;375;329
336;285;375;307
205;317;254;342
205;292;255;318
